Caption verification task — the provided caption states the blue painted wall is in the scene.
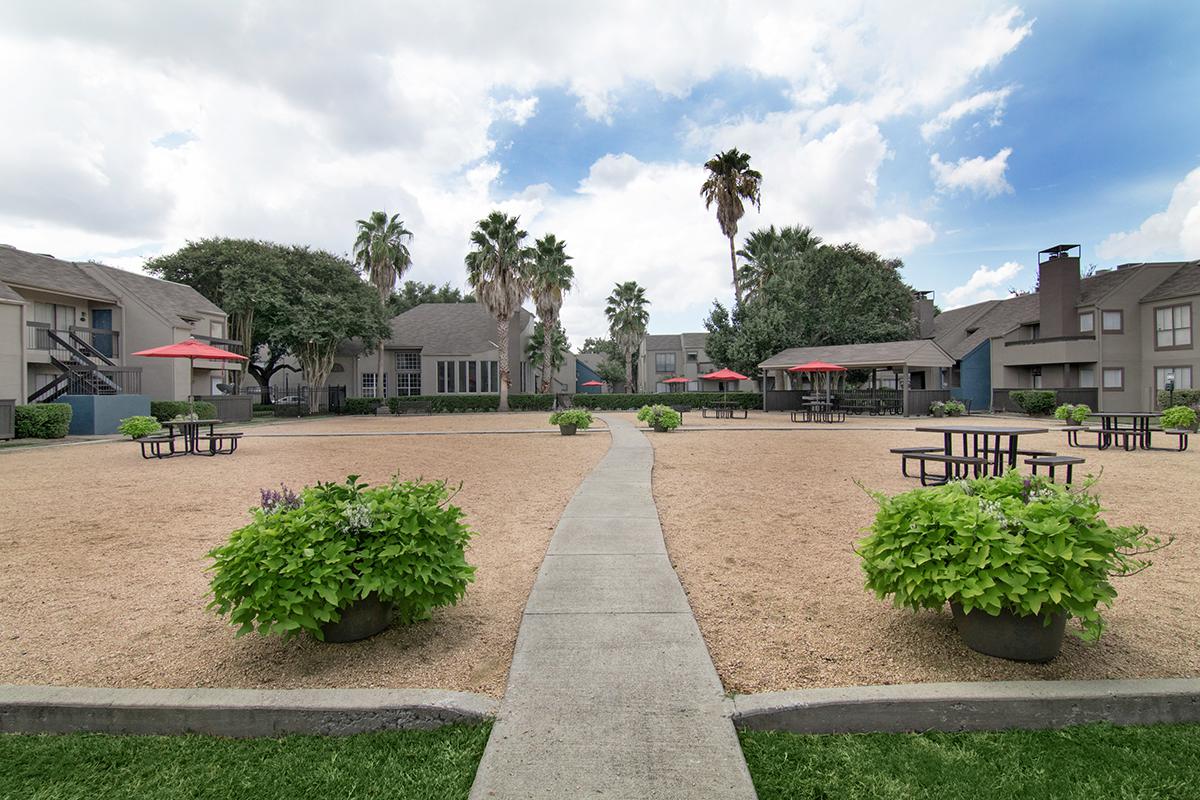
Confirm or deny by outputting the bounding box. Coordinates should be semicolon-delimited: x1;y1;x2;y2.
952;340;991;411
62;394;151;435
576;359;603;393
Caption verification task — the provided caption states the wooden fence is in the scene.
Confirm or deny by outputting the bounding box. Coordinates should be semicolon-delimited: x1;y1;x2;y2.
191;394;253;422
0;399;13;440
991;387;1099;413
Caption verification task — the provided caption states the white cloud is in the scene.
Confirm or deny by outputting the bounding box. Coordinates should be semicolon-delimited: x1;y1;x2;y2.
944;261;1023;308
921;87;1013;140
1097;166;1200;260
931;147;1014;197
493;96;539;126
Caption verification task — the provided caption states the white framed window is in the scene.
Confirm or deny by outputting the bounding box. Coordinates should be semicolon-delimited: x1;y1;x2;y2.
1155;304;1192;349
397;372;421;395
1102;367;1124;390
1078;311;1094;333
395;351;421;371
1101;309;1123;333
1156;367;1193;390
1079;366;1095;388
361;373;377;398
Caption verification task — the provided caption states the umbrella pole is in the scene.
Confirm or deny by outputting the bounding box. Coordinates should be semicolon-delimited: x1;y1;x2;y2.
189;356;196;418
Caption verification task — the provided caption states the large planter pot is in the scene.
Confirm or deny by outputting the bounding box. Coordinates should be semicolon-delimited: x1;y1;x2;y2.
653;424;670;433
931;409;945;418
950;602;1066;662
319;593;393;643
559;424;577;436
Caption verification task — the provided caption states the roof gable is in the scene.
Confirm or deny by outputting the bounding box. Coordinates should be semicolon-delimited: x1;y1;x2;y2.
387;303;530;354
81;261;225;324
0;245;117;301
1139;261;1200;303
760;339;954;370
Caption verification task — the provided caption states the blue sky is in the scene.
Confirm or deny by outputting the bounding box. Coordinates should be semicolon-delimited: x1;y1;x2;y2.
2;2;1199;342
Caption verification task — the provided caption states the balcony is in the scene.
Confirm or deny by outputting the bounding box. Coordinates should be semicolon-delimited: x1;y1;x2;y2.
1001;335;1097;366
26;322;120;361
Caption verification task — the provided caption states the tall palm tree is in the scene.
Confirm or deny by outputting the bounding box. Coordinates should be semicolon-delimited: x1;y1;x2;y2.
700;148;763;307
354;211;413;398
605;281;650;393
465;211;531;412
737;224;822;303
528;234;574;394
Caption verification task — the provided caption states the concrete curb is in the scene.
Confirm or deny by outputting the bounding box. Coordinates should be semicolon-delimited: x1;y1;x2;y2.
0;686;497;737
732;679;1200;734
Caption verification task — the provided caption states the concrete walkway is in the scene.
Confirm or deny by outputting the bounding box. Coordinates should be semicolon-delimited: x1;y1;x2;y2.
469;415;756;799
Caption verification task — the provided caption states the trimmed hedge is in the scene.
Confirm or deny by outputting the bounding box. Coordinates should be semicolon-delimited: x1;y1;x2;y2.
252;403;275;413
15;403;72;439
343;397;383;415
571;391;762;411
1158;389;1200;410
1009;389;1057;416
150;400;218;422
338;394;557;415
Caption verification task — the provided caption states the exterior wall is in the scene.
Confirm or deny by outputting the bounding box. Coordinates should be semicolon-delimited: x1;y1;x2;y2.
1086;265;1176;411
0;301;23;401
953;340;991;410
61;394;151;435
1140;291;1198;409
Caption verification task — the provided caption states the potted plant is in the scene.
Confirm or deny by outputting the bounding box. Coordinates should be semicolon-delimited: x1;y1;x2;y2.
856;471;1167;662
208;476;476;643
1053;403;1090;426
929;400;946;418
549;408;594;436
637;404;681;433
944;400;967;417
1160;405;1199;432
117;415;162;440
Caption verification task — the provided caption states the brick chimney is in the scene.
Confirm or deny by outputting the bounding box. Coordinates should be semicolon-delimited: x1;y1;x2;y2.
1037;245;1081;338
912;290;936;338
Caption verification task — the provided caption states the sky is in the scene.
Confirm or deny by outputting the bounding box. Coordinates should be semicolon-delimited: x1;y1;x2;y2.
1;1;1199;346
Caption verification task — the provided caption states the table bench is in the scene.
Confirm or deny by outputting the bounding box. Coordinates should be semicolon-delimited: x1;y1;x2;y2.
196;431;244;456
1083;426;1139;451
702;403;747;419
912;453;987;486
139;435;180;459
1159;428;1192;451
1026;455;1086;484
890;446;943;477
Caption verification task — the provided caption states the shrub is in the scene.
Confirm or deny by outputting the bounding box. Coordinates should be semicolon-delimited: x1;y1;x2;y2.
856;471;1167;641
207;476;476;640
636;404;682;431
150;400;217;422
372;394;554;414
343;397;382;415
929;400;946;416
573;391;760;411
1009;390;1057;416
1053;403;1091;424
1158;389;1200;410
1160;405;1198;431
549;409;594;429
252;403;275;413
14;403;72;439
944;400;967;417
117;415;162;439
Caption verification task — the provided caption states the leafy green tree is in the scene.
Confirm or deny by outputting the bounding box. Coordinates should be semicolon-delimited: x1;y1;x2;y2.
705;238;918;378
700;148;763;306
354;211;413;395
274;248;390;412
387;281;474;317
605;281;650;393
465;211;531;412
736;225;821;304
526;320;569;390
579;337;612;353
578;336;630;390
528;234;574;393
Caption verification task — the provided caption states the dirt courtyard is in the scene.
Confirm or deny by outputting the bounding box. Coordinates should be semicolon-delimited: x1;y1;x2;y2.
0;418;607;697
645;413;1200;694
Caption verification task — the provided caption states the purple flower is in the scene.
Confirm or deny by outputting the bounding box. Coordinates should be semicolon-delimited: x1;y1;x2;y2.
260;484;301;513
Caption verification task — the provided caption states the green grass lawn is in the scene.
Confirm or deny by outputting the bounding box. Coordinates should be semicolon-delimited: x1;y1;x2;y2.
741;723;1200;800
0;723;490;800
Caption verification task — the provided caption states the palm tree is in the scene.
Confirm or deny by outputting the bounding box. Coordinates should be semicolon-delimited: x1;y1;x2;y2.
354;211;413;398
737;224;822;303
528;234;574;394
465;211;531;412
605;281;650;393
700;148;763;307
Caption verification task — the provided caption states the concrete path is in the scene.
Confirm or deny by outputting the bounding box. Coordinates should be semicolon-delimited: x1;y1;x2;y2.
469;415;756;799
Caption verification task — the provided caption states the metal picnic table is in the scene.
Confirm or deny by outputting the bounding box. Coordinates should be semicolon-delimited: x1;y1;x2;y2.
161;418;221;454
914;424;1050;476
1084;412;1160;450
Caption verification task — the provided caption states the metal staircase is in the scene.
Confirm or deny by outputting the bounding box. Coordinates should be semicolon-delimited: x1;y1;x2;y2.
27;329;123;403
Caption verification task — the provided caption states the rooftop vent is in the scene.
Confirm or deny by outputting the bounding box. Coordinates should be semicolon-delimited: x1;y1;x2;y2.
1039;244;1080;263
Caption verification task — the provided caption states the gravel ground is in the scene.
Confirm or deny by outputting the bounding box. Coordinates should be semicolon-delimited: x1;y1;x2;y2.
649;423;1200;693
0;421;607;696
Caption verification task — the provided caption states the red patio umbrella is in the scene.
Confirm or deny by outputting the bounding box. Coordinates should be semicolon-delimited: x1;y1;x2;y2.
787;360;847;406
699;368;748;400
580;380;604;387
663;376;689;393
133;338;249;417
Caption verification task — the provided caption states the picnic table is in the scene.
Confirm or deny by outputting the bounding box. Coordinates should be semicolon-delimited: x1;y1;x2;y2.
791;400;845;423
1083;412;1160;450
913;424;1049;477
141;418;243;458
701;400;747;419
163;418;221;453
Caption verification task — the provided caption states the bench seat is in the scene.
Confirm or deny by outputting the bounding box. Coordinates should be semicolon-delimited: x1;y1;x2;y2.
907;452;986;486
1026;455;1086;483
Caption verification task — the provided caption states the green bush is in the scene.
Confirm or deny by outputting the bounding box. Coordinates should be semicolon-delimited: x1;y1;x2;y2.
944;400;967;417
549;409;594;429
366;394;555;415
252;403;275;413
1009;390;1057;416
1160;405;1198;431
857;470;1167;641
636;404;682;431
1158;389;1200;410
14;403;72;439
1054;403;1091;424
117;415;162;439
208;476;476;640
573;391;760;411
343;397;382;415
150;400;217;422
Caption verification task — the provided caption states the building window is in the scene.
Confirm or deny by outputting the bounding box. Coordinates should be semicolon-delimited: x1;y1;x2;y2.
395;351;420;371
1156;367;1193;390
1079;311;1094;334
655;352;676;373
1101;309;1123;333
1079;366;1095;388
1031;367;1042;389
397;372;421;395
361;373;376;398
437;361;456;393
1023;323;1040;341
686;351;698;362
1102;367;1124;390
1155;304;1192;350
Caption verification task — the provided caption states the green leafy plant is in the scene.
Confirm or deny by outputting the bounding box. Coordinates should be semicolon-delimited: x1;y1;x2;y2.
929;400;946;416
944;400;967;417
207;476;476;640
1009;390;1057;416
636;404;682;431
1054;403;1091;424
1157;389;1200;410
117;415;162;439
14;404;72;439
150;401;217;422
1160;405;1198;431
549;409;594;429
856;471;1168;641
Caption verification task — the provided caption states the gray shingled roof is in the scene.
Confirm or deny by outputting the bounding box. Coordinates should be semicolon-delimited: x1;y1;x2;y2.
0;244;117;300
679;332;708;349
643;334;679;351
80;261;224;323
576;352;608;371
1077;267;1138;306
760;339;954;370
386;303;532;354
930;300;1000;359
0;279;22;302
1140;261;1200;303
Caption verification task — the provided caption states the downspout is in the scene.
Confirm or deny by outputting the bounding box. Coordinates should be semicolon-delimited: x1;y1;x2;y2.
1095;306;1104;412
761;368;767;412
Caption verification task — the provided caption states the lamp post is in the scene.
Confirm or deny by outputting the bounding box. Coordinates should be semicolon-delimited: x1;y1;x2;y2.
1166;371;1175;408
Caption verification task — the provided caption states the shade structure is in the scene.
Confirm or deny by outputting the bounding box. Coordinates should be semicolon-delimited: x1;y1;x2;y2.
786;360;846;373
662;376;689;393
580;380;604;387
133;338;248;416
699;368;749;382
